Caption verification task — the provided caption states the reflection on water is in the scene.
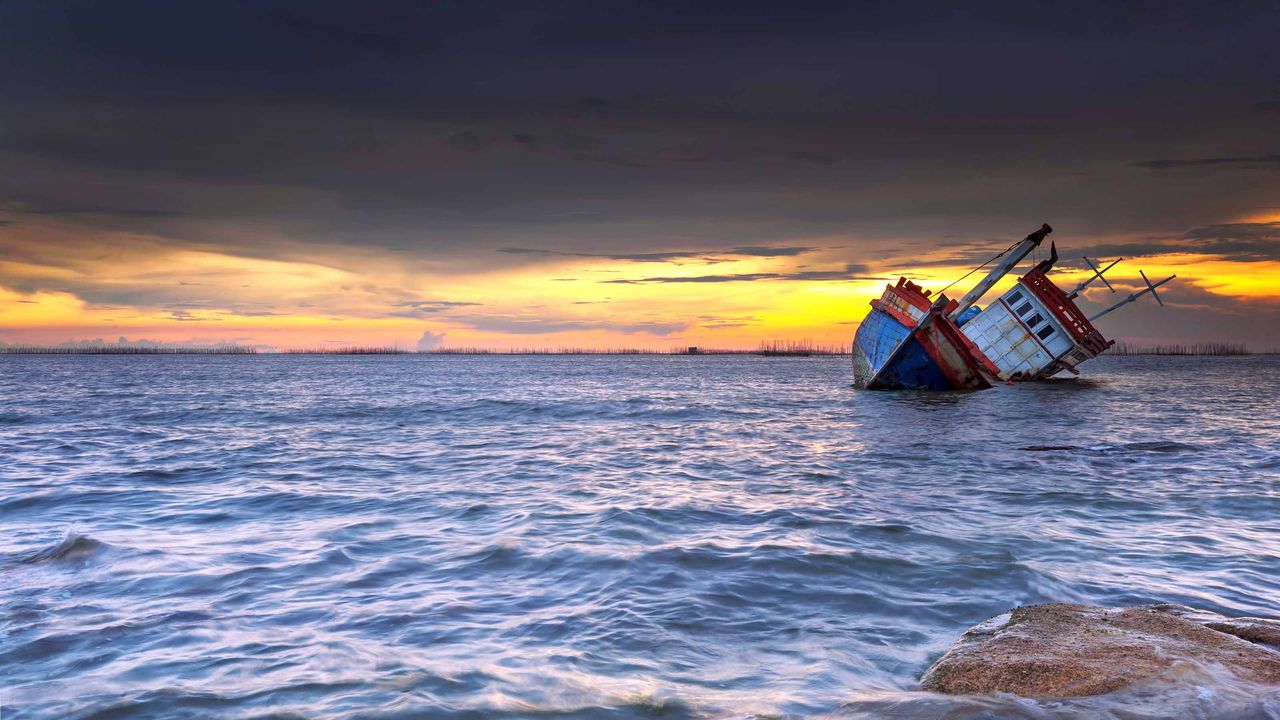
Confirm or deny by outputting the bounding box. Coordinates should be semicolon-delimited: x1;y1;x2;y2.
1;355;1278;718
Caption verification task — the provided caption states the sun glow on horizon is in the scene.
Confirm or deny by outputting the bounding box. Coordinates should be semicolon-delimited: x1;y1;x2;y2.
3;218;1279;351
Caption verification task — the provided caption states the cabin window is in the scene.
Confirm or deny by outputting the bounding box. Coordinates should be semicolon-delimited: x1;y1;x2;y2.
1037;326;1055;340
1014;301;1033;317
1026;313;1045;328
1007;291;1024;306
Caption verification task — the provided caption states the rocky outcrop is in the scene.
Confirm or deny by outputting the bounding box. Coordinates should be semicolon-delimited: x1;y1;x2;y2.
921;603;1280;698
1151;603;1280;649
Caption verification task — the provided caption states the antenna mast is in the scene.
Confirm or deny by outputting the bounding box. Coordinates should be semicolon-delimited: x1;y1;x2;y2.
1069;256;1122;297
1088;270;1176;322
947;224;1053;320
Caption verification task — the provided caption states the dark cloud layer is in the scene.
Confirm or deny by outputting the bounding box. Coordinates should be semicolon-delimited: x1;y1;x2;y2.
1;0;1279;337
499;246;817;263
1078;222;1280;264
454;316;686;336
389;300;485;318
2;3;1278;248
1132;155;1280;170
603;264;877;284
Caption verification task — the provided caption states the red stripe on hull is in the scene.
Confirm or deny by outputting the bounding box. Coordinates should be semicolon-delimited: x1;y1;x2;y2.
911;309;995;390
870;298;918;329
885;277;935;313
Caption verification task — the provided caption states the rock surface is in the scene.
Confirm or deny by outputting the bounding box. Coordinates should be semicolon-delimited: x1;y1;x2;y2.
921;603;1280;698
1151;602;1280;649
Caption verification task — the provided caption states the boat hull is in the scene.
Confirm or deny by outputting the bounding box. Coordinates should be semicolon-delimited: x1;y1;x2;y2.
853;308;953;390
852;279;998;391
850;226;1127;390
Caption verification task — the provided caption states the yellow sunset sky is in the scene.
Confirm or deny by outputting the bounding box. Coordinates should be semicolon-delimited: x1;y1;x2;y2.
3;212;1277;351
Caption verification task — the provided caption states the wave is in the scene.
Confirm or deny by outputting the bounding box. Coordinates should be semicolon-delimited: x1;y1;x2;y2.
1020;440;1199;454
18;532;108;564
3;355;1278;719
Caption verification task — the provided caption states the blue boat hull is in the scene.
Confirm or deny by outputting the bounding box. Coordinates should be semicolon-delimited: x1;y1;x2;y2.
852;281;991;391
852;308;953;390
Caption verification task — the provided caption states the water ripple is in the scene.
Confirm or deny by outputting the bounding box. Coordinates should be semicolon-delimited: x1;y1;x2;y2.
1;355;1278;718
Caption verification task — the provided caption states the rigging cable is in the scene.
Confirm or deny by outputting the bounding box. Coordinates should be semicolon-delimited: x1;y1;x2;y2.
936;238;1022;295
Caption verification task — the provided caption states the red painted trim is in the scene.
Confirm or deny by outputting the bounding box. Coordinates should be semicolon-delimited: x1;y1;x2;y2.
885;277;934;312
870;299;917;329
933;314;998;386
914;323;965;387
1018;269;1110;355
912;312;994;390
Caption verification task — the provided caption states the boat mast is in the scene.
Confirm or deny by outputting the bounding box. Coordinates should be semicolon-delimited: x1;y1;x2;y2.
1069;256;1122;297
1088;270;1176;321
947;224;1053;320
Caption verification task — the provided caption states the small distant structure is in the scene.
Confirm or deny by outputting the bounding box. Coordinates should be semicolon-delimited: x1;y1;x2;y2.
0;344;257;355
1108;341;1248;356
755;340;815;357
686;346;700;355
283;346;408;355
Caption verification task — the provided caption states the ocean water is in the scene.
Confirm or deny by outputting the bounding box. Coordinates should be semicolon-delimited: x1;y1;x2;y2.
1;354;1278;719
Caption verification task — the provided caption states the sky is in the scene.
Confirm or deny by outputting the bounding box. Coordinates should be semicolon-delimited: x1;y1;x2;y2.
1;0;1278;351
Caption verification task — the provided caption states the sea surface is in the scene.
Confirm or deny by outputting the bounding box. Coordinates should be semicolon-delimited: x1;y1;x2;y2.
1;355;1278;719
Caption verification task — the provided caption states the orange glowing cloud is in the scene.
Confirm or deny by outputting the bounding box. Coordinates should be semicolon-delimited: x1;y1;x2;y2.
3;215;1280;351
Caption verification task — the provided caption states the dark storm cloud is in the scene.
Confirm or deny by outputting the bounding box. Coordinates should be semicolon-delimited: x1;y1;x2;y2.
603;263;877;284
454;316;686;336
605;273;781;284
886;218;1280;271
727;247;819;258
446;130;499;153
698;315;760;329
218;308;290;317
498;246;818;263
1181;223;1280;255
1074;222;1280;263
790;152;841;166
166;310;216;322
1132;154;1280;170
389;300;484;318
394;300;484;310
0;0;1278;309
253;8;423;62
916;221;1280;278
1;204;183;219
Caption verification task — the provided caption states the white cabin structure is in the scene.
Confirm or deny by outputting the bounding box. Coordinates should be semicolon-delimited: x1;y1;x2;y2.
961;268;1113;380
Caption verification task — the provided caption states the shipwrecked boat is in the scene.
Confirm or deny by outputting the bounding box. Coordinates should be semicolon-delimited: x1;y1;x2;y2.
852;224;1175;390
